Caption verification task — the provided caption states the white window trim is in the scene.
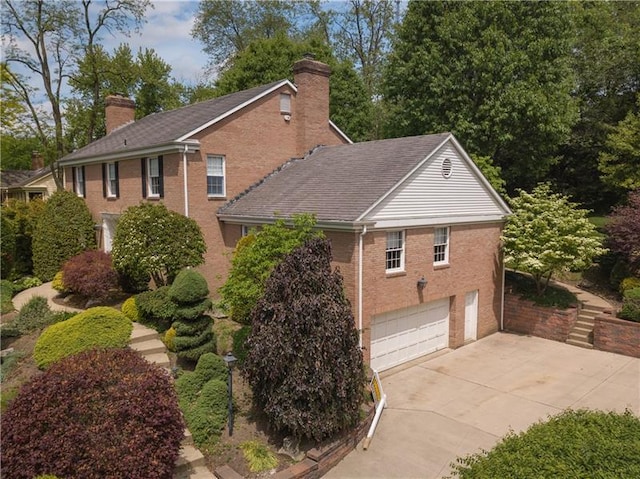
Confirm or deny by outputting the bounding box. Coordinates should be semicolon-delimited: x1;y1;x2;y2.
385;230;405;273
147;157;160;198
74;167;85;197
207;155;226;198
434;226;450;266
106;162;117;198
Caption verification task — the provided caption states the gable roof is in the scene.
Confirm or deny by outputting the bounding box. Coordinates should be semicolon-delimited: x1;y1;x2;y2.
1;167;51;188
61;80;290;164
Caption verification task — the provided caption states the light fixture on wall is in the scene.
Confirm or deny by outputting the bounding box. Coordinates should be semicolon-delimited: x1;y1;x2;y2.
417;276;428;290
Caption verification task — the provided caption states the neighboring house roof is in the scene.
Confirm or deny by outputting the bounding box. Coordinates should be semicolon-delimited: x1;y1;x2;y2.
1;167;51;188
218;133;510;228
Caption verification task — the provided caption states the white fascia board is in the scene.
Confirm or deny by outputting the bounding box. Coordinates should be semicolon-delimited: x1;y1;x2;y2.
329;121;353;144
176;80;294;141
218;214;373;231
356;134;453;221
59;140;201;167
369;214;508;230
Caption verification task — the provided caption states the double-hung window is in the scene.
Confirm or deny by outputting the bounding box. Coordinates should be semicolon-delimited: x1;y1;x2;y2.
103;162;119;198
207;155;225;197
142;156;163;198
434;227;449;265
386;230;405;273
73;166;86;198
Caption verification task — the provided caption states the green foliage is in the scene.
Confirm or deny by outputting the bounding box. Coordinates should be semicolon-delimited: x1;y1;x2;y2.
12;275;42;292
0;280;14;314
232;325;251;365
1;348;184;479
384;0;578;190
0;386;19;412
0;198;45;276
619;287;640;322
1;213;17;279
240;440;278;473
0;350;24;383
470;155;507;197
620;277;640;293
449;409;640;478
502;184;607;295
506;271;578;309
609;259;631;291
175;353;229;449
244;237;364;442
32;191;96;281
163;326;177;351
135;286;177;331
169;268;209;303
13;296;54;334
33;307;132;369
111;202;206;287
219;214;321;324
120;296;139;322
51;271;67;293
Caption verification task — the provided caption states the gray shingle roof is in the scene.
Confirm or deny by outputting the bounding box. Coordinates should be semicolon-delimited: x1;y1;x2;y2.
218;133;451;223
62;81;286;162
0;167;50;188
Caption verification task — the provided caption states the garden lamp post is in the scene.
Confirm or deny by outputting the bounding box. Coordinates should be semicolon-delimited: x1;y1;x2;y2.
223;351;237;436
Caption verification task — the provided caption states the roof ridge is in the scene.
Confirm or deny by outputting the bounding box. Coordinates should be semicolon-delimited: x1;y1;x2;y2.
218;145;326;214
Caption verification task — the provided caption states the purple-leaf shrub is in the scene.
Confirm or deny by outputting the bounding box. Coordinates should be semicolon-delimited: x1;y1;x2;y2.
62;249;119;299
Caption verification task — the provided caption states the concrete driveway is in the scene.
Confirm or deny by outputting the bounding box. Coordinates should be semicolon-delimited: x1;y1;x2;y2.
325;332;640;479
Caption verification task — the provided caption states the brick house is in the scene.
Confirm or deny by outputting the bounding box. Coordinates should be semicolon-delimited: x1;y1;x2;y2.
59;57;510;370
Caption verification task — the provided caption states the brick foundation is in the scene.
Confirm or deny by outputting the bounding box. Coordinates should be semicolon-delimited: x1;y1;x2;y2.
594;313;640;358
503;293;578;342
214;404;375;479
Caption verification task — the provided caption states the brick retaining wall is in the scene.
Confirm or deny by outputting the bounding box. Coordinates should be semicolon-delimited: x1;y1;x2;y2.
503;294;578;342
594;313;640;358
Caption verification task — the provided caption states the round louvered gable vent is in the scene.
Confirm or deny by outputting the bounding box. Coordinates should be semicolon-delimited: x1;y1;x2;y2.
442;158;453;178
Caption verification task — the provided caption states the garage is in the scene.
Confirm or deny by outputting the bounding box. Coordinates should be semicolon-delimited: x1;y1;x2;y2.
370;298;450;371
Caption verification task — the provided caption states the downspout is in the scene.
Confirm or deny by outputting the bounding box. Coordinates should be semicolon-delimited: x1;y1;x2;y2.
500;255;505;331
358;225;367;349
182;145;189;217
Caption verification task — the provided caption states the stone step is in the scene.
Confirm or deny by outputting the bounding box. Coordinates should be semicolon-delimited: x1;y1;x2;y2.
142;351;171;368
581;303;609;313
183;428;194;446
569;331;591;342
578;310;599;319
566;338;594;349
572;325;593;335
130;323;160;344
129;338;167;355
174;445;207;477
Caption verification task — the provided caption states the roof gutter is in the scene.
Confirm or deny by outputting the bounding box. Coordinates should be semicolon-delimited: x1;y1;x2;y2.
217;214;375;231
59;140;201;167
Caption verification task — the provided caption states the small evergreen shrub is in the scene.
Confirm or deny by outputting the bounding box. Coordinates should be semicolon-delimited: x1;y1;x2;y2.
240;440;278;473
1;348;185;479
32;191;96;281
619;287;640;322
51;271;67;293
620;276;640;293
450;409;640;477
135;286;176;331
14;296;54;334
168;268;210;303
163;326;177;351
62;250;118;300
1;213;16;279
193;352;228;383
120;296;140;322
33;307;132;369
12;275;42;292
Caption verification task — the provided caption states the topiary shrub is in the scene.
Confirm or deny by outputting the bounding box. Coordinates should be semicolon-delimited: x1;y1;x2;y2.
135;286;176;332
33;307;132;369
170;269;215;362
1;213;16;279
1;348;185;479
62;250;118;300
120;296;140;322
450;409;640;477
175;353;228;449
32;191;96;282
244;237;364;442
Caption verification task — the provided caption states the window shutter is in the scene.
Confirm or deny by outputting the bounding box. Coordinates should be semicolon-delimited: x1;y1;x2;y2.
102;163;107;198
158;155;164;198
81;166;86;198
72;167;77;194
141;158;147;198
114;161;120;198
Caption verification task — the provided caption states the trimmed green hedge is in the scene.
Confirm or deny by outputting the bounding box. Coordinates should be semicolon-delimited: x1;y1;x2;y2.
33;307;132;369
450;409;640;478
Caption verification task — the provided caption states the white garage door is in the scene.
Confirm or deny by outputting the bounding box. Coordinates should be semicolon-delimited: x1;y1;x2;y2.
370;298;450;372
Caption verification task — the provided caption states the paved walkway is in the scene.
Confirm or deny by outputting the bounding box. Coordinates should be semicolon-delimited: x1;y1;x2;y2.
11;281;83;313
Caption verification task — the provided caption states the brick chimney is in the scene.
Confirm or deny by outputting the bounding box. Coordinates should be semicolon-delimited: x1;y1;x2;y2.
31;151;44;170
293;54;331;154
105;94;135;135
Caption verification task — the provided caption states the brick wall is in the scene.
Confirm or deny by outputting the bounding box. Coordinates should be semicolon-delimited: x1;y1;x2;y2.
503;294;577;342
594;314;640;358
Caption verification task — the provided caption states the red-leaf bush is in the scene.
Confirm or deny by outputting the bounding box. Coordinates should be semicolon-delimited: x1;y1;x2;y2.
1;348;185;479
62;249;119;299
606;190;640;275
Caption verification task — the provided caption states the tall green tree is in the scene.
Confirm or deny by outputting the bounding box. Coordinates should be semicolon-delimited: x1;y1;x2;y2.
214;35;374;142
383;0;578;191
1;0;150;186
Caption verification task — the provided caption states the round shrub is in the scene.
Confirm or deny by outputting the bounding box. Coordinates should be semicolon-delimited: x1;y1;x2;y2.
32;191;96;282
62;250;118;300
51;271;67;293
163;326;177;351
619;287;640;322
33;307;132;369
451;409;640;477
193;352;228;383
14;295;54;334
1;213;16;279
121;296;140;322
1;348;185;479
620;276;640;293
169;268;209;303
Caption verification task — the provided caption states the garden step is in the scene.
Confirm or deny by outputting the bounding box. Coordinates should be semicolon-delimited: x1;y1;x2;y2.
569;330;591;341
141;351;171;368
130;322;160;344
578;310;598;319
572;326;593;335
129;338;167;355
174;445;207;477
183;428;194;446
581;303;609;313
566;338;594;349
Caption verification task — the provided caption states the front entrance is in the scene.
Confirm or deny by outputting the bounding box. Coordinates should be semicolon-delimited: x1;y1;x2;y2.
370;298;450;371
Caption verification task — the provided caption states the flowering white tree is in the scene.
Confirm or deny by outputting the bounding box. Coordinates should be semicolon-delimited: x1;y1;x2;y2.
502;183;607;295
